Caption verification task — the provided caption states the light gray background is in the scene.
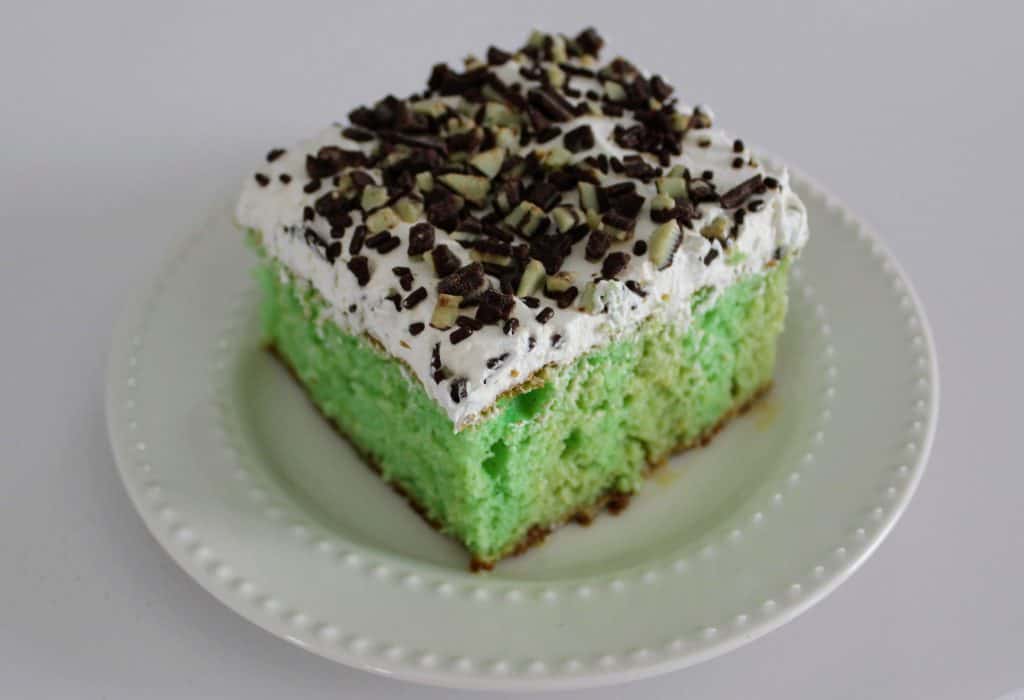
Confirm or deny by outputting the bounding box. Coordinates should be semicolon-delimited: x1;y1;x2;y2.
2;1;1021;698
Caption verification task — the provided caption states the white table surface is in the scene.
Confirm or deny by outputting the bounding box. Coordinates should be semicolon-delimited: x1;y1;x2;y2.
2;2;1022;697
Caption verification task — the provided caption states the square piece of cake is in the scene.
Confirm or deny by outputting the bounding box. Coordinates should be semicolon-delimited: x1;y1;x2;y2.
236;28;809;569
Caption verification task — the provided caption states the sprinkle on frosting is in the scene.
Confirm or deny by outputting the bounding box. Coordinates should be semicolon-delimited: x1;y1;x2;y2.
236;28;809;430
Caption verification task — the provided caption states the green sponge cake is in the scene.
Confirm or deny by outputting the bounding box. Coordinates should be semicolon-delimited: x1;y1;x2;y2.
236;28;809;569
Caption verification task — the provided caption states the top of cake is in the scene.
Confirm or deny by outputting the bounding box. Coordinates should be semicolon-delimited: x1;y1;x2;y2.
236;28;809;431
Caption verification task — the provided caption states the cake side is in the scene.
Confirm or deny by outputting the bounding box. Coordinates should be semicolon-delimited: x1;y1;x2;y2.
235;29;809;430
259;254;790;566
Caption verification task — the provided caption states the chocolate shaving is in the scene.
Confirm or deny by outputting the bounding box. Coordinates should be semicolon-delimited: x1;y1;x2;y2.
556;286;578;309
429;64;490;97
314;191;349;218
455;315;483;330
609;191;645;218
365;231;391;250
475;289;515;324
349;225;367;254
720;175;763;209
403;286;428;309
407;222;435;257
377;235;401;254
425;190;463;231
601;251;631;279
650;75;673;101
598;181;635;210
527;88;575;122
585;230;611;261
450;327;472;345
525;181;561;212
529;232;572;274
575;27;604;56
342;127;375;142
622;156;659;181
486;46;512;65
346;256;371;286
438;262;486;297
563;124;595;153
350;170;375;188
445;130;481;153
601;211;635;234
306;146;366;179
431;245;461;277
393;266;414;291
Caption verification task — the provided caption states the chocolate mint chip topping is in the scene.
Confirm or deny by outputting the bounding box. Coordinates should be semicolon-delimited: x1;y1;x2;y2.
244;27;794;414
403;286;428;309
349;225;366;255
347;256;371;286
393;266;414;291
563;125;595;153
431;245;461;278
408;222;435;257
438;262;486;297
585;230;611;261
720;175;763;209
601;251;631;279
450;327;473;345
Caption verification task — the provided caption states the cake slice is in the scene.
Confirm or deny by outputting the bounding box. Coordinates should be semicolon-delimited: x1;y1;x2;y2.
236;28;809;569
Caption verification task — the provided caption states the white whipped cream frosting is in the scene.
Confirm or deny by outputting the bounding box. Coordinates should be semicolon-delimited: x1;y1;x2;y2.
236;52;809;431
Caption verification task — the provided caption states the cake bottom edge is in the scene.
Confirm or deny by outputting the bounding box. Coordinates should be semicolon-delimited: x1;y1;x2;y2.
269;342;771;572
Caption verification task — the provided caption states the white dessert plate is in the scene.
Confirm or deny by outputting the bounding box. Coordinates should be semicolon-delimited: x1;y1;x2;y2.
106;167;938;691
